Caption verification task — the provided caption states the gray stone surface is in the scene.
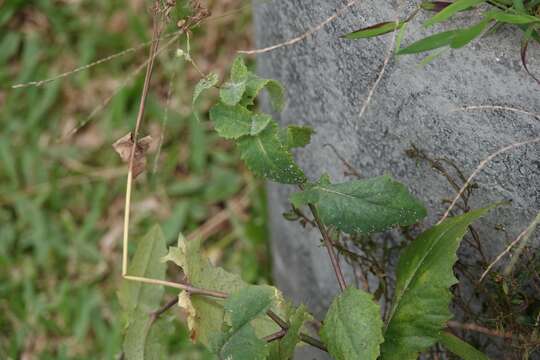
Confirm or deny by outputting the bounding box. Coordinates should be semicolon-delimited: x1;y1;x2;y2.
254;1;539;359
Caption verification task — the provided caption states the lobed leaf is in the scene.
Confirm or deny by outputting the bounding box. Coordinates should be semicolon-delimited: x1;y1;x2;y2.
381;207;495;360
241;74;285;111
209;102;253;139
290;175;426;234
320;287;384;360
211;323;269;360
237;123;306;184
224;286;275;330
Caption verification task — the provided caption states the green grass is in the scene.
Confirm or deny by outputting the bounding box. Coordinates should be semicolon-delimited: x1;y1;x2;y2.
0;1;268;358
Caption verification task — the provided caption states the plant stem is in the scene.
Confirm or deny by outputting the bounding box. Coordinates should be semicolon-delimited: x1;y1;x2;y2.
263;329;287;342
307;202;347;291
299;333;328;352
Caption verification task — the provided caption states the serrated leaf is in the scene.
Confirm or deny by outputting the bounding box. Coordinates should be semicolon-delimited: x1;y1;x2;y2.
424;0;484;27
320;287;383;360
220;57;249;106
209;102;253;139
241;74;285;111
397;30;459;55
450;20;489;48
118;226;168;360
343;21;405;40
290;175;426;234
279;125;314;149
118;225;167;315
237;123;306;184
439;332;490;360
193;72;219;105
224;286;275;330
269;305;312;360
163;238;283;347
381;207;495;360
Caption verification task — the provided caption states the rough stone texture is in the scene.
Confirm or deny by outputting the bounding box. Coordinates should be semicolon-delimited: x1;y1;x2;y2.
253;1;539;359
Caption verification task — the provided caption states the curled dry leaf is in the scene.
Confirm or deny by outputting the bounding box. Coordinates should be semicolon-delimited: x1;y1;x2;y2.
112;132;152;178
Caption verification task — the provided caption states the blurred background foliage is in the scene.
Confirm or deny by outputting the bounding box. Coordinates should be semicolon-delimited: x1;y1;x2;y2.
0;1;270;358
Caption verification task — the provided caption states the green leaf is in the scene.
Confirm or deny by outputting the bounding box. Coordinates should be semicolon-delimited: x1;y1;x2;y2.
220;56;249;106
450;20;489;48
209;102;252;139
224;286;275;330
237;123;306;184
424;0;485;27
343;21;405;39
320;287;384;360
290;175;426;234
212;324;269;360
193;72;219;105
118;226;169;360
269;305;312;360
439;332;490;360
250;113;273;136
381;207;495;360
279;125;314;149
123;314;172;360
118;225;167;315
397;30;459;55
421;1;455;12
486;10;540;24
163;237;284;347
241;74;285;111
209;286;275;360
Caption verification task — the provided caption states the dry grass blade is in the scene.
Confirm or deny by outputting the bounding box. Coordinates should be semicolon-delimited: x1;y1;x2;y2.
438;136;540;224
479;211;540;282
238;0;360;55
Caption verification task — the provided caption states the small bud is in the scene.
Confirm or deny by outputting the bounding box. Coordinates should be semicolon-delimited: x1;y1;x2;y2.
176;49;185;58
176;19;186;28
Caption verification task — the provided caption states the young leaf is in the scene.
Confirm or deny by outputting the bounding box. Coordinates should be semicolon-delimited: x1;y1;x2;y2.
397;30;459;55
290;175;426;234
241;74;285;111
381;207;495;360
269;305;312;360
342;21;405;40
209;102;253;139
320;287;384;360
220;56;249;106
279;125;315;149
439;332;489;360
237;123;306;184
424;0;485;27
118;226;169;360
193;72;219;105
450;20;489;48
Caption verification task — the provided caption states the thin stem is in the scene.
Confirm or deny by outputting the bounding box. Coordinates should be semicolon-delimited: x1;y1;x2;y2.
306;201;347;291
299;333;328;352
123;275;228;298
263;329;287;343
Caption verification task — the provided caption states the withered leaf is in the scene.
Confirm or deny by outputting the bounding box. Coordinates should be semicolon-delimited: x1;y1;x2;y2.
112;132;152;178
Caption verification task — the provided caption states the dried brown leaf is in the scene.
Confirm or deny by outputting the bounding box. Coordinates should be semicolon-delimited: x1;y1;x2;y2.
112;132;152;178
